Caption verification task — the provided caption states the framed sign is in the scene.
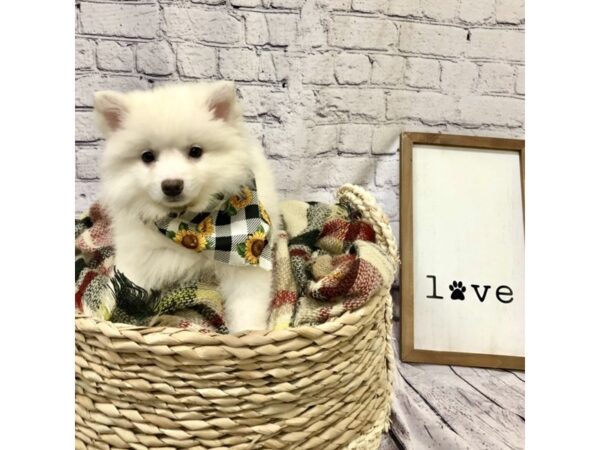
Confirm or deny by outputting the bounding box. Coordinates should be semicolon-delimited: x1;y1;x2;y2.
400;133;525;370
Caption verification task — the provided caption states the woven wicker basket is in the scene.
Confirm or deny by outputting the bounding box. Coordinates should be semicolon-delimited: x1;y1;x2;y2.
75;184;398;450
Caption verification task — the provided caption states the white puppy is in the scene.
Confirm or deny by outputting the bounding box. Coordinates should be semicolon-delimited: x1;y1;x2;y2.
94;81;279;333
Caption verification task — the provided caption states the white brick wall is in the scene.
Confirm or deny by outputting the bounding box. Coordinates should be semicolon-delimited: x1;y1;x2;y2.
75;0;525;245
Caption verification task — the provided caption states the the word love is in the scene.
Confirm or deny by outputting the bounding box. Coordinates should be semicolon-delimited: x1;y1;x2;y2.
426;275;514;304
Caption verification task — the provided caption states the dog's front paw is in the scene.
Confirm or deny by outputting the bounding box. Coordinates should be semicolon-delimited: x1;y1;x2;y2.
216;265;272;333
227;307;269;333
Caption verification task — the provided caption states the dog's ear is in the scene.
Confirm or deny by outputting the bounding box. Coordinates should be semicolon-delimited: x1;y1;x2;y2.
94;91;128;136
206;81;240;123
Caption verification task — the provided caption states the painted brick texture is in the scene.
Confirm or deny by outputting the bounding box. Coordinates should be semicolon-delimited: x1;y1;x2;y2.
75;0;525;245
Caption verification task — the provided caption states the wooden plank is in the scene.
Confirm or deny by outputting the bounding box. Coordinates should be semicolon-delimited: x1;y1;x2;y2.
390;322;472;450
398;360;524;449
392;290;400;321
388;310;525;449
379;432;402;450
508;370;525;382
450;366;525;419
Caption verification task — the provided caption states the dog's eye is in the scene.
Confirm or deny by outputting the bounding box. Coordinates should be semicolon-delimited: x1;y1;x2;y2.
141;151;156;164
189;146;203;159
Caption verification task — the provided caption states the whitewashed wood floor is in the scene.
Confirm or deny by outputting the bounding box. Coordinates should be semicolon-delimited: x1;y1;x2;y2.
380;289;525;450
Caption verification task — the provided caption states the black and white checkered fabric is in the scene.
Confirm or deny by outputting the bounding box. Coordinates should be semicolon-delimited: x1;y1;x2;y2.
155;180;272;270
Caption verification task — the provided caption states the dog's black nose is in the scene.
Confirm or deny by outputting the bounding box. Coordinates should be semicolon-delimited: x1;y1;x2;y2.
161;179;184;197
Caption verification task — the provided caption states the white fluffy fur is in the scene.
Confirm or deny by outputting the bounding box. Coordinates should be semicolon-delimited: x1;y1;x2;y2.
95;81;280;333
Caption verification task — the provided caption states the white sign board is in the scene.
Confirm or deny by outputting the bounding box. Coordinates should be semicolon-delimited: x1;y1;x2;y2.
401;133;525;369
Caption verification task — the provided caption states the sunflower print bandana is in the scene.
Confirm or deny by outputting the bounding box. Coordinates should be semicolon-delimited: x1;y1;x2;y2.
155;179;273;271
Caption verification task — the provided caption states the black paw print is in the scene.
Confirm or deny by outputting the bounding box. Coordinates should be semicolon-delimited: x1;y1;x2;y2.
449;281;466;300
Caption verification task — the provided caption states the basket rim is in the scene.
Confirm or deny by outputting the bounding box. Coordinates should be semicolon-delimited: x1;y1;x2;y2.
75;286;391;346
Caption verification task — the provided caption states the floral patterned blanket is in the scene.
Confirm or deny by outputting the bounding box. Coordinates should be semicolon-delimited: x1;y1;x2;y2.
75;199;395;333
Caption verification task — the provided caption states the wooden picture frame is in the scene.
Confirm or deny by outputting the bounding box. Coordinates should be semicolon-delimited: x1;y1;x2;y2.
400;132;525;370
